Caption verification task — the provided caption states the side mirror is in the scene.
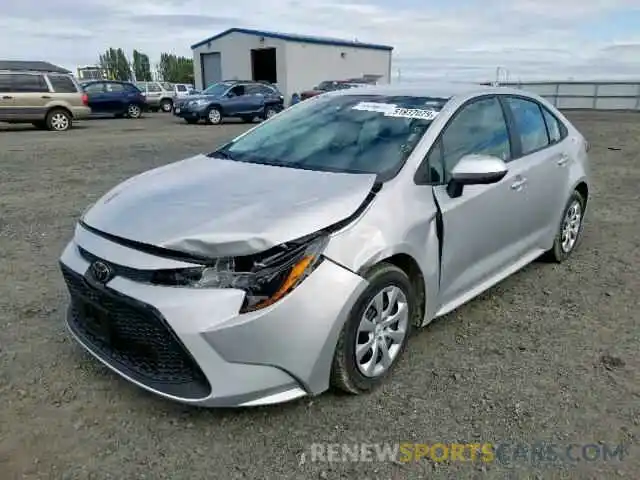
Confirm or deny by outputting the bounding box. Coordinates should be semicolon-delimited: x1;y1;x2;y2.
447;154;508;198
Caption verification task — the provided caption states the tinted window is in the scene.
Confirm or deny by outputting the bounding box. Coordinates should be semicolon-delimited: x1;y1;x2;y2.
440;97;511;179
542;107;562;143
125;83;141;93
83;82;104;93
218;94;446;180
105;83;124;92
176;84;187;92
48;75;77;93
12;74;49;93
505;97;549;154
0;74;12;92
229;85;246;96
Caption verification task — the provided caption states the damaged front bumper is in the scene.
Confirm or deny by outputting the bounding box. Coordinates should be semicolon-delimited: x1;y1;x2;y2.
59;224;368;407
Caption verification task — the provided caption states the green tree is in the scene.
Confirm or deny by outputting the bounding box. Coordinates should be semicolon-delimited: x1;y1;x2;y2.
98;47;131;81
158;53;194;83
132;50;152;81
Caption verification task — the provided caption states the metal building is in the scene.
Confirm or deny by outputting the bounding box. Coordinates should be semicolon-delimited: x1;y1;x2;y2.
191;28;393;100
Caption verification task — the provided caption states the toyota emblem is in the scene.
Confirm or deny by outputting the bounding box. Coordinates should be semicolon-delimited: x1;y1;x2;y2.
90;261;113;283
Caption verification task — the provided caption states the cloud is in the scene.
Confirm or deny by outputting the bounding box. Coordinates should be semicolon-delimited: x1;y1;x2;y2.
1;0;639;81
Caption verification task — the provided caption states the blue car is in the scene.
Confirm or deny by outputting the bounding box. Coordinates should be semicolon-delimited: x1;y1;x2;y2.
80;80;148;119
173;80;284;125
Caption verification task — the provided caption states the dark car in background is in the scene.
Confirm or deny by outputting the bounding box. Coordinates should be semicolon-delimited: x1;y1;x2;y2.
173;80;284;125
80;80;147;119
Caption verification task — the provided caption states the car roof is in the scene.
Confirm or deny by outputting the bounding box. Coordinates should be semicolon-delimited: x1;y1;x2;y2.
332;82;531;101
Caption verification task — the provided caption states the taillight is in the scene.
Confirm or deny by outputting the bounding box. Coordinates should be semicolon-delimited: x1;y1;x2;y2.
81;93;89;106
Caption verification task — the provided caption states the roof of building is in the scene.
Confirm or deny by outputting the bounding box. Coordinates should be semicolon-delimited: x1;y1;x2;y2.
191;28;393;51
0;60;71;73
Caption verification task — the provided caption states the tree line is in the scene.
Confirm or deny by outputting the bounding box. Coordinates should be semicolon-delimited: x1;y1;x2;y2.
98;47;194;84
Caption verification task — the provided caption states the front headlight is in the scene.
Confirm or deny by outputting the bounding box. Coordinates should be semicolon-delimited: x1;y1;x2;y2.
150;234;328;312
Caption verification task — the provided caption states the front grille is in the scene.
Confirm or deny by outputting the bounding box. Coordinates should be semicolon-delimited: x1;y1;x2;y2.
61;263;211;399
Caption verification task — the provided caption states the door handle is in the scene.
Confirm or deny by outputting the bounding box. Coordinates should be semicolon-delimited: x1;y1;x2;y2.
557;154;570;166
511;178;527;190
41;95;51;99
2;95;12;99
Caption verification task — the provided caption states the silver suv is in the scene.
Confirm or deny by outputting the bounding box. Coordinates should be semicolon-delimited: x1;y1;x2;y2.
135;81;174;112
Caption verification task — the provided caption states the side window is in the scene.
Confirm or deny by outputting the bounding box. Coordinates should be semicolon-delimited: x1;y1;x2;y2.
147;83;162;93
47;75;78;93
505;97;549;155
541;107;563;143
105;83;124;92
83;82;105;93
440;97;511;179
12;74;49;93
176;84;187;92
229;85;246;96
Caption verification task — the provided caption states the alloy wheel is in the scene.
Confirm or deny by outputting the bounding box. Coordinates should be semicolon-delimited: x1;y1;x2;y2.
128;104;141;118
208;109;221;124
355;286;409;378
561;200;582;253
50;113;69;131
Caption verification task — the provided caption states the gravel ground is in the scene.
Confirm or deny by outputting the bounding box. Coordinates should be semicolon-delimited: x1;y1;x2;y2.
1;111;638;479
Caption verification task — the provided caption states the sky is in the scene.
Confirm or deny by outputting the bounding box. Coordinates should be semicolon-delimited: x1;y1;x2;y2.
1;0;640;82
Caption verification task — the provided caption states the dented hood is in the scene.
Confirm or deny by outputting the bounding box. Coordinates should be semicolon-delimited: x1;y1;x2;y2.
82;154;377;258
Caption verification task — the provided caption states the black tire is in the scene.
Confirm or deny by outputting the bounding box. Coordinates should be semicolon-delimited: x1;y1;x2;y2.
205;106;222;125
126;103;142;119
160;99;173;113
45;109;72;131
541;190;586;263
184;118;199;124
330;262;415;394
263;106;278;120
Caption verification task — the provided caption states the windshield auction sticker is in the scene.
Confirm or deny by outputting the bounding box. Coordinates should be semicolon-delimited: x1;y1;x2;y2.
385;108;439;120
352;102;397;113
352;102;439;120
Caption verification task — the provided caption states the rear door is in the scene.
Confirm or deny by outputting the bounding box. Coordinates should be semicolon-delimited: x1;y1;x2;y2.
500;95;570;251
6;73;50;120
146;82;163;106
47;73;82;107
430;96;527;309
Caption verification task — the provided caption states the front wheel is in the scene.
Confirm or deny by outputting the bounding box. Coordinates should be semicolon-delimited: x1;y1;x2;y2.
263;106;278;120
330;263;414;394
206;107;222;125
542;190;586;263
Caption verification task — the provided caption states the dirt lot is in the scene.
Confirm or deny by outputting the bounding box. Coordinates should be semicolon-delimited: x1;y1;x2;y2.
1;111;638;479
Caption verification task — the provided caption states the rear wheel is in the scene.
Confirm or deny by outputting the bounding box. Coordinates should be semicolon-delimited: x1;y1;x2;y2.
160;99;173;113
127;103;142;119
541;190;586;263
330;263;414;394
46;109;72;131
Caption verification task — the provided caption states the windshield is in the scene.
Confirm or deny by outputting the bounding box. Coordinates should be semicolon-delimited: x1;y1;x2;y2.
202;82;231;96
212;94;448;180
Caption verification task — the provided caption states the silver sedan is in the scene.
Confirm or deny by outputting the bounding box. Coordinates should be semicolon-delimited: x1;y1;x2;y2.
59;83;590;407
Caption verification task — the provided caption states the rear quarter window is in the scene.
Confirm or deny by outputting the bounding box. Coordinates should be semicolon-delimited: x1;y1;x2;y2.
47;75;78;93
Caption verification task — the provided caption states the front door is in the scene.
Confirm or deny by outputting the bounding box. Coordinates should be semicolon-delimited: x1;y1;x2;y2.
84;82;109;113
6;73;50;120
431;96;526;310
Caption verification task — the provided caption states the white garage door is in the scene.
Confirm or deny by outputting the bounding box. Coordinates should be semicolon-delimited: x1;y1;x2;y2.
201;52;222;89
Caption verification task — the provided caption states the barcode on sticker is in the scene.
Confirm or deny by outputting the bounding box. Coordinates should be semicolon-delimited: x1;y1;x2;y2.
385;108;439;120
